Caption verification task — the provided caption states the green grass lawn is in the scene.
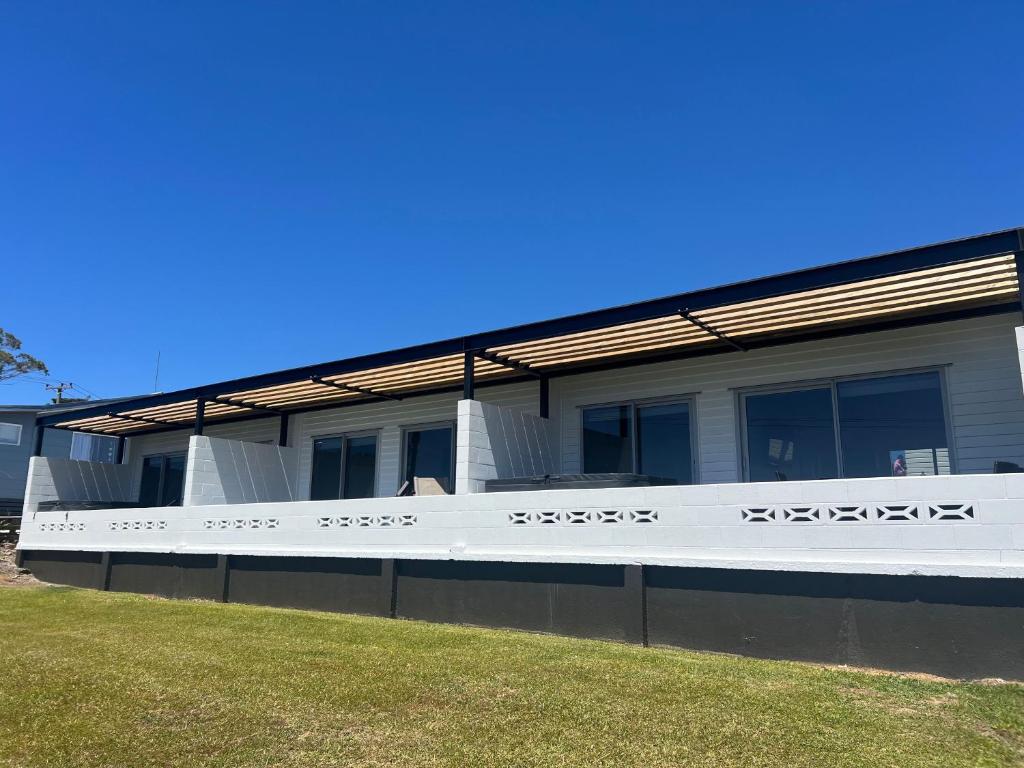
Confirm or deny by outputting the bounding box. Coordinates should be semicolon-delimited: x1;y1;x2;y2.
0;586;1022;768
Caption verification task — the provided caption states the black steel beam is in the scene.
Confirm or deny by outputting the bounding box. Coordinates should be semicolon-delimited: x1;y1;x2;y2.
1014;250;1024;317
539;377;550;419
310;376;402;401
36;228;1021;429
463;351;475;400
278;413;289;447
194;399;205;436
115;436;126;464
678;309;746;352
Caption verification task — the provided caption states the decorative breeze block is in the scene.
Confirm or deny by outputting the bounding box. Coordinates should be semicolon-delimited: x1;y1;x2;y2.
630;509;659;523
828;505;869;522
741;507;775;522
927;503;974;521
317;514;417;529
876;505;919;522
507;508;658;526
38;521;86;532
741;502;974;524
108;520;168;531
203;518;279;530
782;506;820;522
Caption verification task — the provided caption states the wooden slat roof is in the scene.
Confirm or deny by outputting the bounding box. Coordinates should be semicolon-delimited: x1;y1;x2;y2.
45;229;1024;436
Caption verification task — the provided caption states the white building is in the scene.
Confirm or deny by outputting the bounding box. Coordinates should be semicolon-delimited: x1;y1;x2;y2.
17;228;1024;679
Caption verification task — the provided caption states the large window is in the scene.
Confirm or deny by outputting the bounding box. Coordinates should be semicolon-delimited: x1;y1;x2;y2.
403;424;454;494
741;370;951;481
582;399;694;484
139;453;187;507
310;432;378;500
0;423;22;446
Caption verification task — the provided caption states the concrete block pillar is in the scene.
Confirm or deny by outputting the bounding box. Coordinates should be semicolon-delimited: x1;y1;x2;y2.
455;399;557;494
183;435;299;506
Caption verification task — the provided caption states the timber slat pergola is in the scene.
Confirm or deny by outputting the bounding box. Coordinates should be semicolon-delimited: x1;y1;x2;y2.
38;228;1024;444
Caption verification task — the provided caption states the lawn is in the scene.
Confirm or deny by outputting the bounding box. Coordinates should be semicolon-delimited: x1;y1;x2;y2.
0;586;1022;768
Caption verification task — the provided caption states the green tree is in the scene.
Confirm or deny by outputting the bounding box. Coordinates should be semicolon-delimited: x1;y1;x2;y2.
0;328;48;381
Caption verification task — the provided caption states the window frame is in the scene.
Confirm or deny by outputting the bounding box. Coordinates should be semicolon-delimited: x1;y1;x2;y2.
736;365;956;481
400;420;457;494
0;422;23;447
309;429;381;500
138;451;188;507
70;431;118;463
579;394;699;484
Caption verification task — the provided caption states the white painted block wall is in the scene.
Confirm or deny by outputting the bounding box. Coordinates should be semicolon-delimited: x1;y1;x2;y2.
22;456;135;514
455;399;556;494
183;436;298;506
18;472;1024;579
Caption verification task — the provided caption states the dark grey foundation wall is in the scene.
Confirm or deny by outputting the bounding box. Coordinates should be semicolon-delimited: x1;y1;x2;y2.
17;550;1024;681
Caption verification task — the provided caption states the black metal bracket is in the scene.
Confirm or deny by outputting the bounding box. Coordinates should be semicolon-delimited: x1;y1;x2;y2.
474;349;544;378
310;376;403;401
678;309;746;352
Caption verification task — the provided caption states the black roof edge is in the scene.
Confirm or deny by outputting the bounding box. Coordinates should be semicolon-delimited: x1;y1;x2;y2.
37;227;1023;429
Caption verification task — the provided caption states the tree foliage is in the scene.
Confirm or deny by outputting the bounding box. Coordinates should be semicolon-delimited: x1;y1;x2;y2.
0;328;48;381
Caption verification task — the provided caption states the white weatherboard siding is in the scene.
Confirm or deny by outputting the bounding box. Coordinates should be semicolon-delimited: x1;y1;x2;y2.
117;312;1024;504
552;312;1024;482
290;380;541;499
124;419;280;500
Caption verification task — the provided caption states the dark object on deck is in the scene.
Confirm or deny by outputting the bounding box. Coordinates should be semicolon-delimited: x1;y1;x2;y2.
36;500;140;512
993;461;1024;474
484;473;675;492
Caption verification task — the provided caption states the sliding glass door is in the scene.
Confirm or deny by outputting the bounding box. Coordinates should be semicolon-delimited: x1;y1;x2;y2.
741;370;952;481
310;432;379;500
582;399;694;484
403;424;455;493
138;453;187;507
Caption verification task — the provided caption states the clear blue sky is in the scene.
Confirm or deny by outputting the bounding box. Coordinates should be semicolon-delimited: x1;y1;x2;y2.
2;1;1021;404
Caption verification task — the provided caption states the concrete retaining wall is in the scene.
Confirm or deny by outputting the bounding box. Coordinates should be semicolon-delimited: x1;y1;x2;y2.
18;549;1024;680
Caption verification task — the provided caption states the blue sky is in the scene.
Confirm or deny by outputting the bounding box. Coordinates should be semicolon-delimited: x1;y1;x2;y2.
1;1;1021;404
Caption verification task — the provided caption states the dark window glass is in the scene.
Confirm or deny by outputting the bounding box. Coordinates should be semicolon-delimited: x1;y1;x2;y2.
343;435;377;499
744;388;838;482
310;437;343;500
637;402;692;484
582;405;633;473
139;454;186;507
837;372;950;477
139;456;163;507
160;455;186;506
404;426;453;493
